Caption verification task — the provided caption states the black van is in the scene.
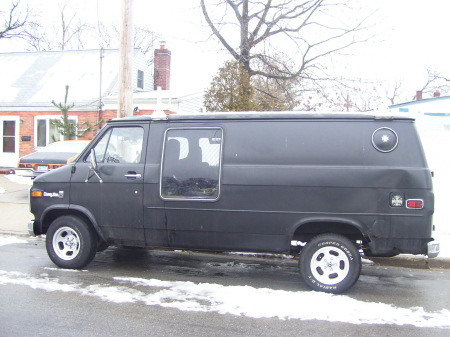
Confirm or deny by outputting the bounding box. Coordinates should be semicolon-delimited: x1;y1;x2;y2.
28;113;439;293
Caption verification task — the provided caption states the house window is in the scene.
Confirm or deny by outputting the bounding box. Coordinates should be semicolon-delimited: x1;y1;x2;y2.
2;121;15;153
161;128;223;200
137;70;144;89
35;116;77;148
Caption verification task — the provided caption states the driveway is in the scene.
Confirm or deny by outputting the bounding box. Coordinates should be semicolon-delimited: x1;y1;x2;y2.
0;174;32;235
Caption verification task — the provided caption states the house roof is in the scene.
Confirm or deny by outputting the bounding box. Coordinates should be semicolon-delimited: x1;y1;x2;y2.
389;95;450;109
0;49;151;111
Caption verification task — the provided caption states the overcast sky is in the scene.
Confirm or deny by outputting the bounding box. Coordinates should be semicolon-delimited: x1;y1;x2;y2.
1;0;449;97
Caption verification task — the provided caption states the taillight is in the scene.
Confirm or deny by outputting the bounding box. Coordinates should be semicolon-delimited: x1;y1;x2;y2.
390;193;424;209
406;199;424;209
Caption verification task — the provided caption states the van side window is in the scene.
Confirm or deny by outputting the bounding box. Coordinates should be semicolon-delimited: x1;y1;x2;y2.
90;127;144;164
161;128;222;199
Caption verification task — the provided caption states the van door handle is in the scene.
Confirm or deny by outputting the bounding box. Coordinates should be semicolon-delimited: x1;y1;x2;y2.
124;172;142;179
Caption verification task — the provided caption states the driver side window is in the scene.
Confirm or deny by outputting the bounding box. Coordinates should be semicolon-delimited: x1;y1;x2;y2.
90;127;144;164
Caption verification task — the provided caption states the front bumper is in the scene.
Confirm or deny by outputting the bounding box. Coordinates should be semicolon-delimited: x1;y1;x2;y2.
28;220;36;236
427;240;440;258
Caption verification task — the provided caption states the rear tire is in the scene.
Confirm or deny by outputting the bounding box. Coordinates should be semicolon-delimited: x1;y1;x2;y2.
46;215;97;269
299;234;361;294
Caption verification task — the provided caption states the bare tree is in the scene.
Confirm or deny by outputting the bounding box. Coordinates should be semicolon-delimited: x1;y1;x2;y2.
22;0;92;51
251;51;302;110
95;23;160;66
200;0;372;82
134;27;161;66
24;21;52;51
414;68;450;100
0;0;32;40
386;81;402;105
57;1;91;50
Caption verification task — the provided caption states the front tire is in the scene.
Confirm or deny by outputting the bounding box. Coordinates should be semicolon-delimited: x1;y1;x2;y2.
299;234;361;294
46;215;97;269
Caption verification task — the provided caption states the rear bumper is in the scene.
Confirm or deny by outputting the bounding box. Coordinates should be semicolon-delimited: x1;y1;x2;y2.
427;240;440;258
14;168;46;178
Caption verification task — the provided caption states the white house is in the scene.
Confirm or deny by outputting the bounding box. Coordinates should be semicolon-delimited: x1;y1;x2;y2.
389;92;450;132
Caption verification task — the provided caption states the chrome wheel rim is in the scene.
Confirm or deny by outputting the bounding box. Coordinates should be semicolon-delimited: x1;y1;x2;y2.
310;246;350;285
52;227;80;261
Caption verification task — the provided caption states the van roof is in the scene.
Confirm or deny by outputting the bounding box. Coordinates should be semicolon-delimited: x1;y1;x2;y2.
109;112;415;123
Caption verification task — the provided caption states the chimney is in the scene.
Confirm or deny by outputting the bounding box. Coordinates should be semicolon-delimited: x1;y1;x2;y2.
434;90;441;97
416;90;423;100
154;42;171;90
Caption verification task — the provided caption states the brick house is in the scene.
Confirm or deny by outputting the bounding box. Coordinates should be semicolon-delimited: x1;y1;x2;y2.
0;45;204;167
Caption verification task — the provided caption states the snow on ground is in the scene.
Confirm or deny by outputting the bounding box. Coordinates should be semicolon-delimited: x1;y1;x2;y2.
0;236;27;246
0;174;32;195
0;268;448;328
3;174;33;186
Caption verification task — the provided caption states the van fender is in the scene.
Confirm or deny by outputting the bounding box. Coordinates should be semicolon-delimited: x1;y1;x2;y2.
289;216;365;241
39;204;106;242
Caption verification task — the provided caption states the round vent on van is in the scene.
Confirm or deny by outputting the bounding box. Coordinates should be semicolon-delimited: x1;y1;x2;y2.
372;127;398;153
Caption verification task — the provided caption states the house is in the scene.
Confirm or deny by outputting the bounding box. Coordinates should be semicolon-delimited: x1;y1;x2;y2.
0;45;204;167
388;91;450;131
389;90;450;116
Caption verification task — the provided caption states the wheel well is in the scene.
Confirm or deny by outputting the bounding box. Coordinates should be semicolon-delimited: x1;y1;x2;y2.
41;210;94;236
292;221;365;243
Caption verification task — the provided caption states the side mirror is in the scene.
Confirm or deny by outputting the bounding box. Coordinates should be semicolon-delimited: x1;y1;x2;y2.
89;149;98;170
85;149;103;183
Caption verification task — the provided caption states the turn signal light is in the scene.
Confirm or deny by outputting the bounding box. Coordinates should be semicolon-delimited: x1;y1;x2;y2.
406;199;424;209
31;190;43;198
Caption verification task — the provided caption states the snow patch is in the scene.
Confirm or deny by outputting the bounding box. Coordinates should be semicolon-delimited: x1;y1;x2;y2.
0;237;27;246
0;270;448;328
44;267;88;273
4;174;33;186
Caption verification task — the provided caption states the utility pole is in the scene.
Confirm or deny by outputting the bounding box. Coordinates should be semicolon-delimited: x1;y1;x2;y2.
118;0;134;117
98;48;104;124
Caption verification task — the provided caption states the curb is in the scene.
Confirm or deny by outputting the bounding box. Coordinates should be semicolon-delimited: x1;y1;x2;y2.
367;255;450;270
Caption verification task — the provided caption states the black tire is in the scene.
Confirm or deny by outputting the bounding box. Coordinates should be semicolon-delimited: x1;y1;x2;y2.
46;215;98;269
299;233;361;294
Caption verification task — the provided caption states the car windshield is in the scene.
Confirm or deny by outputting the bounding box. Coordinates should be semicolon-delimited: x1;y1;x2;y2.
40;141;88;153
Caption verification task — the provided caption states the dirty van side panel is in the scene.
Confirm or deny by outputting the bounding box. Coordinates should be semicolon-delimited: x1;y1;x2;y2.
156;119;365;253
149;118;433;256
221;119;432;255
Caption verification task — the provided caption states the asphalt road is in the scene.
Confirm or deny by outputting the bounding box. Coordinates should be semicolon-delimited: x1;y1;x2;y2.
1;238;449;337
